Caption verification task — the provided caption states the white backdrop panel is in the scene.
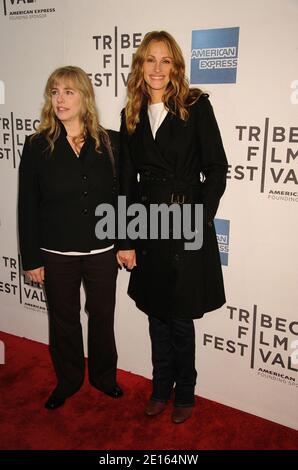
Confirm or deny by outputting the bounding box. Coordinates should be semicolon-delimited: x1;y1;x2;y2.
0;0;297;430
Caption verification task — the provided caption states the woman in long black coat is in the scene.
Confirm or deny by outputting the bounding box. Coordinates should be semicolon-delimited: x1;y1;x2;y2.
117;31;228;423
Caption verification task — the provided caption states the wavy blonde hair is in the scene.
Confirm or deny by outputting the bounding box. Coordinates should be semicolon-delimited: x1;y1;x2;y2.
34;66;108;153
125;31;203;134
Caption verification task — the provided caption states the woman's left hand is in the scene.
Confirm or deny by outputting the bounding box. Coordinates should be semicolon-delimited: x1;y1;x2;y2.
116;250;137;270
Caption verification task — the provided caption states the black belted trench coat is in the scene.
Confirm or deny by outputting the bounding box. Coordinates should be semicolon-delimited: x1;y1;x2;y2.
118;94;228;320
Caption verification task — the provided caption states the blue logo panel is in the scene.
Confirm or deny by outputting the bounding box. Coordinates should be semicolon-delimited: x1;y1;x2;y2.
191;27;240;84
214;218;230;266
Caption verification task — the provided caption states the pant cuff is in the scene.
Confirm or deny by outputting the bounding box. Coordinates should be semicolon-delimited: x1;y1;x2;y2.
173;401;195;408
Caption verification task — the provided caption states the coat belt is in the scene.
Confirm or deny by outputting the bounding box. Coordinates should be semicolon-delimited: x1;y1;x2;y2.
138;172;202;205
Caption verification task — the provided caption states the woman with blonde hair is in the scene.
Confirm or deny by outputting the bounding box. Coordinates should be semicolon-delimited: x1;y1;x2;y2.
117;31;228;423
18;66;122;409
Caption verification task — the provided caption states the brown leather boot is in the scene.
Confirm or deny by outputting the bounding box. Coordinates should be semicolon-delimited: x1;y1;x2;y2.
145;399;167;416
171;406;193;424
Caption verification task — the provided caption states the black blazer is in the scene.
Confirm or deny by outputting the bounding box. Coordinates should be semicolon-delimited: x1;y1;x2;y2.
18;124;119;271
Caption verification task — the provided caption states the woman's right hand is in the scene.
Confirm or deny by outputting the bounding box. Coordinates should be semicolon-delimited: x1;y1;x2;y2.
116;250;137;270
25;267;45;285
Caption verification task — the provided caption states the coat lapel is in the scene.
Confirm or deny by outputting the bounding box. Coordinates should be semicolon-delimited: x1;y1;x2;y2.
137;107;173;173
142;107;163;157
133;105;190;177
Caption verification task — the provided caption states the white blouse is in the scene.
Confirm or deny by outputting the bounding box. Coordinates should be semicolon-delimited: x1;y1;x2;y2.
148;102;168;139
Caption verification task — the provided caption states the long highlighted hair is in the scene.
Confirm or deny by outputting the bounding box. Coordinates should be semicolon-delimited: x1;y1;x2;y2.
125;31;203;134
34;65;108;153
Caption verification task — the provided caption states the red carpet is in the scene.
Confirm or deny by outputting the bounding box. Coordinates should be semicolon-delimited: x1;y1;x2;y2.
0;331;297;450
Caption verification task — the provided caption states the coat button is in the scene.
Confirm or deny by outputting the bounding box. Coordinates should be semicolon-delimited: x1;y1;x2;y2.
83;191;88;197
141;195;147;202
82;175;88;181
82;208;88;214
174;254;179;261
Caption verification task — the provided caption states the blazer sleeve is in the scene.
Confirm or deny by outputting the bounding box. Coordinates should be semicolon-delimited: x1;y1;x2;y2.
116;109;139;250
107;128;119;194
18;136;43;271
196;95;228;223
107;129;119;172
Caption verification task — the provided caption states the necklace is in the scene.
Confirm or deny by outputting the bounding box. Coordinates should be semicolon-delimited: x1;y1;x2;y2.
66;134;81;157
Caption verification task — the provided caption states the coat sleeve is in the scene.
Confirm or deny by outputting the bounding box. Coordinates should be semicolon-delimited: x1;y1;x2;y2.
196;95;228;223
18;136;43;271
116;110;139;250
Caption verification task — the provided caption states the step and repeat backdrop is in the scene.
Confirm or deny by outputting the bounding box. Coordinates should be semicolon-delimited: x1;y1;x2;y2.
0;0;297;430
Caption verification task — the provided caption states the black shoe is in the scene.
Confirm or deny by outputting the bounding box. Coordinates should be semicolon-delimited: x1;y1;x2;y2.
100;385;123;398
44;394;66;410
